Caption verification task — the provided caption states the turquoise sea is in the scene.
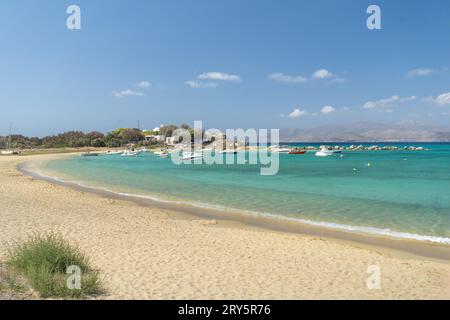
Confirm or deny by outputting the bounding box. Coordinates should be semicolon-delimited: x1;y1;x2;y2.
42;143;450;244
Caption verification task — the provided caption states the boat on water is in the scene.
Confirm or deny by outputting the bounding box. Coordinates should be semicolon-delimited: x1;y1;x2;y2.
269;145;291;153
289;148;306;155
121;150;140;157
156;149;171;158
315;147;342;157
105;150;124;155
82;151;99;157
181;151;203;161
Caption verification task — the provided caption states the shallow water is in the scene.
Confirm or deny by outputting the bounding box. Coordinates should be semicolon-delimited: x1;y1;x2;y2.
43;143;450;243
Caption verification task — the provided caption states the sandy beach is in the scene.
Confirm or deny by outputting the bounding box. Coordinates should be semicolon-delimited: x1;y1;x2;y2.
0;154;449;299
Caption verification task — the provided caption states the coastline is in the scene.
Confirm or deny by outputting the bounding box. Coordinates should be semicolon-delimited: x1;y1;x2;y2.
19;154;450;262
1;153;449;299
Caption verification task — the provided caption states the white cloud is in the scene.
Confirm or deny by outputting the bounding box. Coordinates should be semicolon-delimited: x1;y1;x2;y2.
137;81;151;88
185;80;218;88
406;68;436;78
112;89;144;98
289;108;308;118
436;93;450;106
268;73;307;84
321;105;336;114
312;69;334;79
363;95;416;110
427;92;450;106
112;80;150;98
197;72;241;82
268;69;345;84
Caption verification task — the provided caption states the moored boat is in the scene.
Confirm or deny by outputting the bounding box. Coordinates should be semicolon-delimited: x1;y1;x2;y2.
181;151;203;161
269;145;291;153
315;147;341;157
121;150;140;157
289;148;306;155
105;150;124;155
82;151;99;157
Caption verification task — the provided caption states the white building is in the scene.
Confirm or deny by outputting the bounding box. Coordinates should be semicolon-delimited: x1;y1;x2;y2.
165;136;178;146
145;135;165;143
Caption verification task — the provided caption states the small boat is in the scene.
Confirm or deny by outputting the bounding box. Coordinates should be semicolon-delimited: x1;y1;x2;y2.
105;150;123;155
181;151;203;161
156;149;171;158
82;151;99;157
1;124;19;155
121;150;140;157
289;148;306;155
1;150;18;155
315;147;341;157
269;145;291;153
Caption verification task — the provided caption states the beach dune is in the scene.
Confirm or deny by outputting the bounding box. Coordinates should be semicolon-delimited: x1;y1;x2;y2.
0;155;449;299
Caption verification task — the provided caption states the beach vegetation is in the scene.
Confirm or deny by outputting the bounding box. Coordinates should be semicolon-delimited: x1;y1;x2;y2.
159;124;179;137
7;233;102;299
0;123;199;151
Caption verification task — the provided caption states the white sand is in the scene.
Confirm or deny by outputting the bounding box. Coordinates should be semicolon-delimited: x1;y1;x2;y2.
0;155;449;299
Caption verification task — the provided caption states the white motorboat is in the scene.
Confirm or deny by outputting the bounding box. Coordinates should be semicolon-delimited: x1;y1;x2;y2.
121;150;140;157
181;151;203;161
269;145;291;153
105;150;124;155
315;147;342;157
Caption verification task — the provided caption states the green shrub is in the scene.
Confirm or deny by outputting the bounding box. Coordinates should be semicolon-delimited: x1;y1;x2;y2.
7;233;101;298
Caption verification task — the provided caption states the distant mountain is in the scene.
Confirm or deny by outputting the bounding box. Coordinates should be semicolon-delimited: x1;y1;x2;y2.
280;122;450;142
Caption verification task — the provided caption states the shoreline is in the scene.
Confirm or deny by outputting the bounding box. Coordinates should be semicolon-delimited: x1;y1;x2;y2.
1;153;449;299
18;154;450;262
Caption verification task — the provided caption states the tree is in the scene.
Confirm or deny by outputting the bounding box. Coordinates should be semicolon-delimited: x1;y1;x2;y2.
159;125;178;137
105;136;122;148
119;128;144;143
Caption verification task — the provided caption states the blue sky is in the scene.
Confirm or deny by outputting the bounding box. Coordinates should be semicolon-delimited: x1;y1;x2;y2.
1;0;450;136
